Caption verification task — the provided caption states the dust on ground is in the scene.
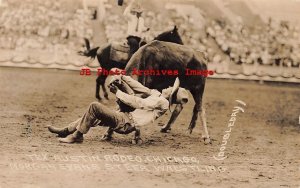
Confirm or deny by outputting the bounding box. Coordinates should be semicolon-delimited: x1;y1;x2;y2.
0;67;299;188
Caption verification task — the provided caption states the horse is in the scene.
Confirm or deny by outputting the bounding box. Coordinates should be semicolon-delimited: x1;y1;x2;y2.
78;26;183;101
125;40;211;144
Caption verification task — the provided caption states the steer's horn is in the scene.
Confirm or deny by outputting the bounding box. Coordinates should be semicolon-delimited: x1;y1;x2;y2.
169;77;180;112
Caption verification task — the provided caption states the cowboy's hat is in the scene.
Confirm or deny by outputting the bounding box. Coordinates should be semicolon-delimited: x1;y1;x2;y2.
130;1;143;13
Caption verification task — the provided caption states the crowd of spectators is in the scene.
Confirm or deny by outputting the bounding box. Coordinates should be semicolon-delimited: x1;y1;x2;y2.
103;3;207;48
0;0;299;78
0;0;93;54
103;2;300;71
205;19;300;68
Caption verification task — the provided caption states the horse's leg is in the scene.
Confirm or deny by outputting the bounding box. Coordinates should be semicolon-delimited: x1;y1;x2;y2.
160;104;183;133
96;75;107;101
189;87;211;144
96;75;102;101
101;76;109;100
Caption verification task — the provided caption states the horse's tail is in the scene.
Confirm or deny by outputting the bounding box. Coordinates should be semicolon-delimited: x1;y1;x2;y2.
78;38;100;59
78;47;100;59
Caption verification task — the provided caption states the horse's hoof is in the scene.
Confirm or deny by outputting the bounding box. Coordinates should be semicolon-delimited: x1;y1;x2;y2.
132;138;143;145
160;128;171;133
186;128;193;134
203;137;212;145
100;135;112;141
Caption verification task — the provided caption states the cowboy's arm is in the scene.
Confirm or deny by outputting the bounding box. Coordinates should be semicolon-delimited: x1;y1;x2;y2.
139;18;149;33
120;75;151;95
123;6;130;18
111;75;151;96
116;90;166;111
123;0;134;18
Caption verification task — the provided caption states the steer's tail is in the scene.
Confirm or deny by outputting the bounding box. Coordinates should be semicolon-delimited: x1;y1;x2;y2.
78;38;99;59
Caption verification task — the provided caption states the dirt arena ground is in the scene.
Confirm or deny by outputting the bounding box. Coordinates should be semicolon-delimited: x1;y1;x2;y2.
0;67;299;188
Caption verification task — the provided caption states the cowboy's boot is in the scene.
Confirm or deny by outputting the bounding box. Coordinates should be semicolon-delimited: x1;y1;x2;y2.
100;127;114;141
131;128;143;145
58;131;83;144
48;126;72;138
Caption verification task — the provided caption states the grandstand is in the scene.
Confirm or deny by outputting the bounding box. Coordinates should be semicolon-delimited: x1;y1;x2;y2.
0;0;299;82
0;0;93;68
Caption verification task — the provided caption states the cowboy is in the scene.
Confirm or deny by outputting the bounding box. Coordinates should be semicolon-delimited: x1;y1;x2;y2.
123;0;149;57
48;76;188;144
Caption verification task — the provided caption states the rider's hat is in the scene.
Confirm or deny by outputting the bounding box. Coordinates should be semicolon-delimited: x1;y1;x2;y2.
130;1;143;13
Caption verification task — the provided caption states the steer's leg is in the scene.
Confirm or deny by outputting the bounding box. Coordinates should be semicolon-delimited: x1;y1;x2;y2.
160;104;183;133
189;86;211;144
96;75;102;101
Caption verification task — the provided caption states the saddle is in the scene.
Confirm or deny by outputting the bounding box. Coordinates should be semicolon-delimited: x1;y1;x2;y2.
110;41;130;64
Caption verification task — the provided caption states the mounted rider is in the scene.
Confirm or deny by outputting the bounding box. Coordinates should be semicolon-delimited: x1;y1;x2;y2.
123;0;149;58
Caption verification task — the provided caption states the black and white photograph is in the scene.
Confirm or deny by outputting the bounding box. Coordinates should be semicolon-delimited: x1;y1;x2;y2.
0;0;299;187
